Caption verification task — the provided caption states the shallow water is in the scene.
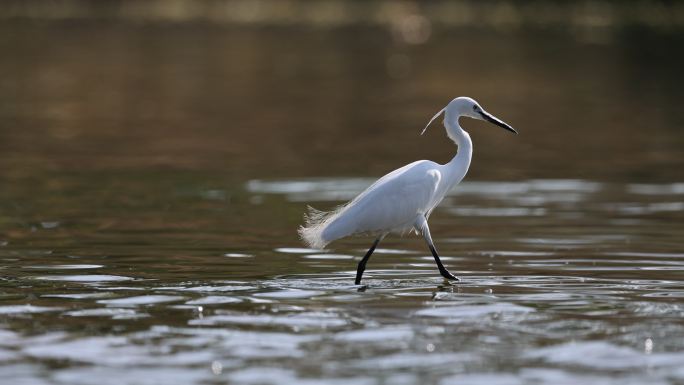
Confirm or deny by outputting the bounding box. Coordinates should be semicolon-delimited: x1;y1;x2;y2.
1;21;684;385
1;176;683;384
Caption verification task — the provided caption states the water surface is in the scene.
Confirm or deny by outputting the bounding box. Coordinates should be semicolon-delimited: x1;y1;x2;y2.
1;21;683;385
1;175;683;384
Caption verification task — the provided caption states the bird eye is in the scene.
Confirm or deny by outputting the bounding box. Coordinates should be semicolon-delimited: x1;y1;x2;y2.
473;105;478;111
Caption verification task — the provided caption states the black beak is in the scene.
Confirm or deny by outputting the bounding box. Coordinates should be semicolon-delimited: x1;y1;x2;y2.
480;111;517;134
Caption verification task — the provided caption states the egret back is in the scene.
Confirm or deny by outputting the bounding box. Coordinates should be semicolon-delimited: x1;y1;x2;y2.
299;160;443;249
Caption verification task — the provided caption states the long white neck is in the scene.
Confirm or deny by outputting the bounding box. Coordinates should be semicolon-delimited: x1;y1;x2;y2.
443;117;473;188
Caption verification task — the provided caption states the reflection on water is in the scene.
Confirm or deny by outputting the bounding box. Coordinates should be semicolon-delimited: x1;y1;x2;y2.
1;17;684;385
2;176;684;384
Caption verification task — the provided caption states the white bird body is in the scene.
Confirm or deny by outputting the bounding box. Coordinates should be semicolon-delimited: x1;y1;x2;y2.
304;149;471;248
298;97;516;284
323;160;447;243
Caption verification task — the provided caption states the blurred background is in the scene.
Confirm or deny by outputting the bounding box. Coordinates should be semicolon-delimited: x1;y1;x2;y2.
1;0;683;184
1;2;684;385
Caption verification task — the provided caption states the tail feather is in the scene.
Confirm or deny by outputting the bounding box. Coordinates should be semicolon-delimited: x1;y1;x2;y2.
298;205;344;249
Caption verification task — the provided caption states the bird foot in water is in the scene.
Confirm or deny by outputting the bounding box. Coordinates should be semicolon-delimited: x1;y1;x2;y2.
440;270;460;281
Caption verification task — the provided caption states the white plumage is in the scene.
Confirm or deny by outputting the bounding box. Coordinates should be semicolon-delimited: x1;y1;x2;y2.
298;96;517;284
300;160;444;249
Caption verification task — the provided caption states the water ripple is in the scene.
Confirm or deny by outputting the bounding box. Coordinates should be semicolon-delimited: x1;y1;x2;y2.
34;275;134;282
98;295;185;307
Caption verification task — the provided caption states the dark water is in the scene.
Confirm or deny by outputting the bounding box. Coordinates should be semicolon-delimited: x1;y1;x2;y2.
1;22;684;384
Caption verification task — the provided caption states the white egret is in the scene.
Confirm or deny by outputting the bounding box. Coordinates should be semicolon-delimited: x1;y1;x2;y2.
299;97;517;284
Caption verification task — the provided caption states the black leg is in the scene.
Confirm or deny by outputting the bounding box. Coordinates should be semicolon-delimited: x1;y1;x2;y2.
428;244;459;281
355;237;382;285
417;217;459;281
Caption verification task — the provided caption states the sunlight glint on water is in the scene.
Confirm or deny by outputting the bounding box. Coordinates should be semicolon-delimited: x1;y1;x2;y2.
1;20;684;385
1;178;683;384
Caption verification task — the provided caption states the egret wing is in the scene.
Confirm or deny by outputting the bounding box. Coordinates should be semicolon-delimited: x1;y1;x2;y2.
326;161;442;237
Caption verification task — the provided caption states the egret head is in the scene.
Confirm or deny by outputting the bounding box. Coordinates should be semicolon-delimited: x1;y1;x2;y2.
422;96;517;135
